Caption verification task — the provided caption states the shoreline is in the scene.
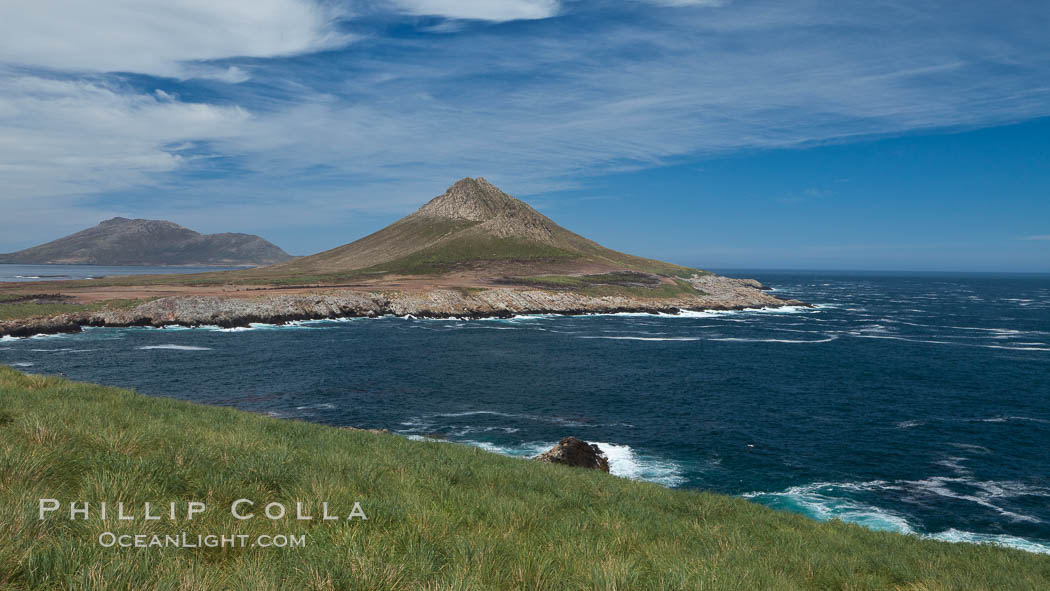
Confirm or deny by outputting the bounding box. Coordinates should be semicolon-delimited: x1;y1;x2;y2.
0;275;806;338
3;365;1048;590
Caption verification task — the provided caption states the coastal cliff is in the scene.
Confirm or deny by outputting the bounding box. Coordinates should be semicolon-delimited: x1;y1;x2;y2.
0;275;804;337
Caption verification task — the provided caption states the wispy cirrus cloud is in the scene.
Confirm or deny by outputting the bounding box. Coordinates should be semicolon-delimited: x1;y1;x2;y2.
198;1;1049;198
390;0;560;21
642;0;727;6
0;73;248;199
1;0;1049;253
0;0;353;78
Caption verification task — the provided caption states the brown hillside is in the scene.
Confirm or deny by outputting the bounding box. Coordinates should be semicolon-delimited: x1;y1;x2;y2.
256;177;699;282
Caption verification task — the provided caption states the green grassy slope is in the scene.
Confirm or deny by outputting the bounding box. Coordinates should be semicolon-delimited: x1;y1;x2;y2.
1;366;1047;590
0;295;146;322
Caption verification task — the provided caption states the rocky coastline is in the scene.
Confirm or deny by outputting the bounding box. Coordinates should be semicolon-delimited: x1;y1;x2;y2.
0;276;806;338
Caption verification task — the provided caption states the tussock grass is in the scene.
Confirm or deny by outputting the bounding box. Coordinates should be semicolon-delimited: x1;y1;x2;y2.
1;365;1048;590
515;273;704;298
0;298;146;322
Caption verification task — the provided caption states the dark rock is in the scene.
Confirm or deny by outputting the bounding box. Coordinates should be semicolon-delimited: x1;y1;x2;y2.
534;436;609;472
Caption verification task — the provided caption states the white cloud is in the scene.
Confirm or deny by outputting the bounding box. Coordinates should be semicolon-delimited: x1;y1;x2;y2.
642;0;727;6
390;0;559;21
1;0;1050;254
0;0;351;77
178;65;254;84
200;1;1049;205
0;73;249;203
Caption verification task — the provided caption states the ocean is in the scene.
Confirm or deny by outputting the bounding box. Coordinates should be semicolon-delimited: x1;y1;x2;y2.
0;263;244;282
3;270;1049;554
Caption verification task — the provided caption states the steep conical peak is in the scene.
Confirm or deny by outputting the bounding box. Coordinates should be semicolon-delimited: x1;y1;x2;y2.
415;177;527;222
247;176;698;278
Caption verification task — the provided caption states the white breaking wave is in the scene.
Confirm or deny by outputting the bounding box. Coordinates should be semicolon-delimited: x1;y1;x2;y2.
578;336;701;342
467;440;554;457
708;335;838;344
927;529;1050;555
457;439;686;487
298;317;361;325
191;322;323;333
743;305;815;314
852;333;1050;352
9;362;34;367
436;410;518;418
742;481;915;534
28;348;98;353
743;479;1050;554
593;441;687;487
471;306;815;323
947;443;992;454
976;416;1050;425
852;334;954;345
138;344;213;351
981;344;1050;352
671;310;727;318
295;403;336;410
895;420;925;429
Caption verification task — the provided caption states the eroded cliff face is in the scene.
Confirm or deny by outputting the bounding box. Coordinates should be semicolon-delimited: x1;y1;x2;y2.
0;276;805;337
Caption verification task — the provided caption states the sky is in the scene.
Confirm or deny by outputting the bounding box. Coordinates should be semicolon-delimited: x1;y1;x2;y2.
0;0;1048;272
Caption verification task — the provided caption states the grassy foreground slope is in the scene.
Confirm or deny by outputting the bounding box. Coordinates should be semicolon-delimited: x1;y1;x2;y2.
1;367;1048;590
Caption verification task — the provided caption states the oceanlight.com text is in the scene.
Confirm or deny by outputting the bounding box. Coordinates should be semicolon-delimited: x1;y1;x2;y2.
97;531;306;549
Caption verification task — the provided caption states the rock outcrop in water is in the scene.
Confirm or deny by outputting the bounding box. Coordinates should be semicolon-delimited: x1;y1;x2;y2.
534;437;610;472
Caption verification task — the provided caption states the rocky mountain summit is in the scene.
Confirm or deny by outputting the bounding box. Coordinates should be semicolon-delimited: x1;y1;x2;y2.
256;177;697;281
414;177;563;242
0;218;291;266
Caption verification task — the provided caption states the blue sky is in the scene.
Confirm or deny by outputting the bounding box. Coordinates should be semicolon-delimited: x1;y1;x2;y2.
1;0;1047;271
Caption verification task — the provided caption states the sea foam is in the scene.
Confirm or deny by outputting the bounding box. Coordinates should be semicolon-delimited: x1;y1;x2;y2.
457;439;686;487
708;335;837;344
578;336;701;342
743;479;1050;554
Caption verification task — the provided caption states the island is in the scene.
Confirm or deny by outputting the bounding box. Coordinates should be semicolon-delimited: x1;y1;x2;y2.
0;178;804;337
0;217;291;267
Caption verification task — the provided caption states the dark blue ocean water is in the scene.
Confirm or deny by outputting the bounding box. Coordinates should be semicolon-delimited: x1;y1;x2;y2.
3;271;1049;554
